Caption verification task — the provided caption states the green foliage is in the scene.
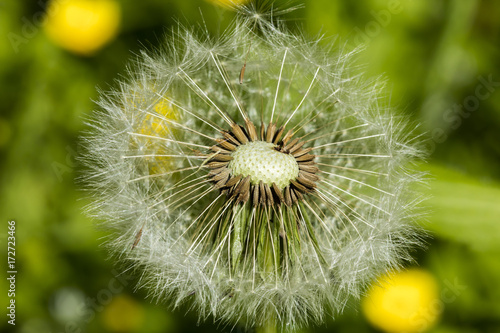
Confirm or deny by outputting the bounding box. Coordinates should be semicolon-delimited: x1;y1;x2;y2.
426;164;500;253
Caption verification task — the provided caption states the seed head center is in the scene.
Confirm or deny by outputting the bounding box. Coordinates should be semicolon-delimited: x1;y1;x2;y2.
228;141;299;189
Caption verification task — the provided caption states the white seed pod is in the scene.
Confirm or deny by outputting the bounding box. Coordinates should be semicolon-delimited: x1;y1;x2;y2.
82;5;424;330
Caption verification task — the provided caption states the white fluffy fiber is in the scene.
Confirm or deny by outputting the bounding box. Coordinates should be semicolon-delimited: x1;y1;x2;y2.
82;4;424;329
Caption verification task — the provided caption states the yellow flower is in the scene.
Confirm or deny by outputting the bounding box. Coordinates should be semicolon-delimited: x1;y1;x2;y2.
137;98;179;175
206;0;251;8
362;268;441;333
44;0;120;55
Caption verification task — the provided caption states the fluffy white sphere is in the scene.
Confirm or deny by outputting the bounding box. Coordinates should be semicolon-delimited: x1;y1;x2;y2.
82;4;424;330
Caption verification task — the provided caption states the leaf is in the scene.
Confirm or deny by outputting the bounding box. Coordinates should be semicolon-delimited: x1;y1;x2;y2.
424;163;500;253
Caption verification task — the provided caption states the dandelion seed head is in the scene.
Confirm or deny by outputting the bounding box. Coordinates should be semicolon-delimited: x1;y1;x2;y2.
229;141;299;189
82;4;425;330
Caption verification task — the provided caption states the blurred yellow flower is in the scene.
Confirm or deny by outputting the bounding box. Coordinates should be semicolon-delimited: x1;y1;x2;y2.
362;268;441;333
144;100;178;137
136;98;180;175
206;0;251;8
44;0;120;55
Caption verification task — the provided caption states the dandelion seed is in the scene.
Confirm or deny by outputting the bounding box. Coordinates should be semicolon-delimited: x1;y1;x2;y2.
82;4;424;330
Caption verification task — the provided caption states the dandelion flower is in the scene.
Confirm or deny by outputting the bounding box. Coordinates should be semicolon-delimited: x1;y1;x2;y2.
362;268;440;333
45;0;120;55
207;0;252;8
82;5;424;330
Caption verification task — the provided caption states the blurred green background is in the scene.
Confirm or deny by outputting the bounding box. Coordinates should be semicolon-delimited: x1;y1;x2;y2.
1;0;500;332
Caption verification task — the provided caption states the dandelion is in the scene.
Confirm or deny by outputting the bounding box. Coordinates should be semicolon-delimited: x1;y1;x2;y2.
45;0;121;55
82;3;424;330
362;268;440;333
207;0;252;8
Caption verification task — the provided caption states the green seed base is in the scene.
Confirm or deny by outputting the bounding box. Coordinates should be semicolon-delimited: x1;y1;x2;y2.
228;141;299;189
